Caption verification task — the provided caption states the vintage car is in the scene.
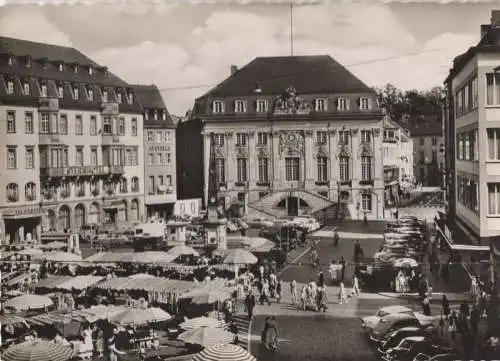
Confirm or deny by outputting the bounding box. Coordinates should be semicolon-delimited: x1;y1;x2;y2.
362;306;436;332
369;313;431;343
378;327;429;354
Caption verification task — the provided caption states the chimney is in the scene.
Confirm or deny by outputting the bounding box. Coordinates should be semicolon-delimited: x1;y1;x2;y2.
492;10;500;26
230;65;238;75
481;24;491;38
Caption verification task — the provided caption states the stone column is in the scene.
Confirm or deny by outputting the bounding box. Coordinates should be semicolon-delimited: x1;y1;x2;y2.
304;130;314;188
226;132;235;188
351;128;359;182
272;131;280;186
18;225;24;243
248;131;256;186
328;129;337;200
203;133;210;208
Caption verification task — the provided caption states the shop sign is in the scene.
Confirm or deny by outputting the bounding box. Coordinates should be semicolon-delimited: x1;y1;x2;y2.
64;166;109;177
2;206;43;218
149;145;170;152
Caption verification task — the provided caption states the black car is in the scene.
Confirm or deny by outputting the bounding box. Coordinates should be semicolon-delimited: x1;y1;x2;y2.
413;353;463;361
403;339;456;361
378;327;429;354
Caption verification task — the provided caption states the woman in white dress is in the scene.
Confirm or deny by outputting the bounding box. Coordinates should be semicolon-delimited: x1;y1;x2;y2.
338;282;348;304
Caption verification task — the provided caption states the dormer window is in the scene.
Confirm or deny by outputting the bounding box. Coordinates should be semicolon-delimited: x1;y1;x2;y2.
25;56;31;68
73;86;79;100
359;97;371;110
154;111;158;121
23;81;30;96
315;98;327;112
116;92;122;104
337;97;349;111
162;112;166;121
102;89;108;102
88;66;93;76
7;56;13;66
6;80;14;95
74;64;79;73
256;99;268;113
41;84;48;97
59;63;64;72
58;84;64;98
234;100;246;113
212;100;224;114
88;87;94;101
127;90;133;105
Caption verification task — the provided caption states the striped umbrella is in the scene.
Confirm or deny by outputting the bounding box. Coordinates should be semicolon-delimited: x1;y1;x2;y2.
179;326;235;348
3;294;53;311
179;316;226;330
192;343;256;361
2;340;76;361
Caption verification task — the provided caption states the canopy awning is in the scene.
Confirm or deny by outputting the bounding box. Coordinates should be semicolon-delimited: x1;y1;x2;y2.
95;277;196;293
35;275;104;290
5;272;33;287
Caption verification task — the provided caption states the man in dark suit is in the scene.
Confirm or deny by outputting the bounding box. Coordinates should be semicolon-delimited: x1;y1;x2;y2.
245;291;256;319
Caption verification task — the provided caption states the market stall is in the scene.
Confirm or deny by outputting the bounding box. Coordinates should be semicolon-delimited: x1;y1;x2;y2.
34;275;105;292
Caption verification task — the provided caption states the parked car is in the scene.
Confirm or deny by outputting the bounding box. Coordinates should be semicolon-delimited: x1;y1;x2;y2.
388;338;455;361
383;336;429;361
413;352;463;361
369;313;427;343
377;327;430;354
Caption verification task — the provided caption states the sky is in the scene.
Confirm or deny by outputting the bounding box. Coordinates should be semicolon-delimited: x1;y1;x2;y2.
0;2;495;115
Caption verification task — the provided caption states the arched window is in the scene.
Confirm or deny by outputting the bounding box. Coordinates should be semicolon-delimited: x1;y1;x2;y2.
131;177;139;192
58;205;71;231
130;199;139;221
339;156;350;182
47;209;57;231
6;183;18;202
74;204;86;230
25;182;36;201
89;202;100;224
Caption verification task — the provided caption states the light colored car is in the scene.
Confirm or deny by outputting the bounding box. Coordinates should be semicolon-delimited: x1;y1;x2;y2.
369;313;435;343
290;217;321;232
362;306;437;333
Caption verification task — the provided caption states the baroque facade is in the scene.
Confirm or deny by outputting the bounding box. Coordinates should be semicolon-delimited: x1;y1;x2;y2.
0;36;146;243
178;56;386;219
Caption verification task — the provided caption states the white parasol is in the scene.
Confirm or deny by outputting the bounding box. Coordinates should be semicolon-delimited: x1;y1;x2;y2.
3;294;53;311
393;257;419;268
178;326;235;348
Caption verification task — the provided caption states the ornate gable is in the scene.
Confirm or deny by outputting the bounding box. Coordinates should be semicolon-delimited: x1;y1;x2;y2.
273;86;312;115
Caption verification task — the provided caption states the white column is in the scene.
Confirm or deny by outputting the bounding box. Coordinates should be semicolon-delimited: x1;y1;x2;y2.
248;132;256;185
304;131;314;187
329;129;337;199
203;133;210;207
351;129;359;181
272;131;280;185
226;132;235;187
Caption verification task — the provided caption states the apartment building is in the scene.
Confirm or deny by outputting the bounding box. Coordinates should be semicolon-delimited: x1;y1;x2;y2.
0;36;145;243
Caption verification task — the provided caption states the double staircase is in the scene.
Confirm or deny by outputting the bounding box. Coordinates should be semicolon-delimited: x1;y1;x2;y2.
248;190;335;219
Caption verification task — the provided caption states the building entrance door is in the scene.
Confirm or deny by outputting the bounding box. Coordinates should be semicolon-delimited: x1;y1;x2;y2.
287;197;299;216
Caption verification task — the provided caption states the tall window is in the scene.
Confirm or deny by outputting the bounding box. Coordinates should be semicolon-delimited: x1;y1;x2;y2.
73;86;79;100
316;131;327;145
76;147;84;166
147;131;153;142
90;115;97;135
7;183;18;202
256;99;267;113
339;156;350;181
285;157;300;181
156;131;162;143
317;156;328;182
90;148;98;166
338;130;349;145
119;178;128;193
125;148;132;166
25;147;34;169
102;89;108;102
7;111;15;133
41;84;47;97
59;114;68;134
62;149;68;167
166;175;172;186
131;177;139;191
236;133;247;146
258;157;269;182
487;128;500;160
88;88;94;101
214;134;225;146
23;81;30;96
131;118;137;136
257;132;268;145
361;193;372;211
472;77;478;109
6;80;14;94
7;147;16;169
237;158;248;182
158;153;164;165
234;100;246;113
486;73;500;106
148;176;155;194
337;97;348;111
118;117;125;136
103;117;112;135
361;155;372;181
75;115;83;135
488;183;500;215
314;98;327;111
432;137;437;146
25;182;36;200
359;97;370;110
116;92;122;104
215;159;225;183
212;100;224;113
76;181;85;196
360;130;371;144
58;84;64;98
24;112;33;134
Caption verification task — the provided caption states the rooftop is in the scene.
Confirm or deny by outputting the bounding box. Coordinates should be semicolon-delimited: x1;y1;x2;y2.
132;84;175;128
406;120;442;137
199;55;373;99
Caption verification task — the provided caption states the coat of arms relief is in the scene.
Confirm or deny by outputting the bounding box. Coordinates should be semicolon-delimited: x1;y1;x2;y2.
278;131;305;157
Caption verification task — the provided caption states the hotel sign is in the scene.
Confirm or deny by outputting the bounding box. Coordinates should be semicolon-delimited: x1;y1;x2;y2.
101;103;119;115
2;206;43;219
64;166;110;177
149;145;170;152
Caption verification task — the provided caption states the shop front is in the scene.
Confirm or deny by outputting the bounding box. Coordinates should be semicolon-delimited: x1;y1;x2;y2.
1;206;43;244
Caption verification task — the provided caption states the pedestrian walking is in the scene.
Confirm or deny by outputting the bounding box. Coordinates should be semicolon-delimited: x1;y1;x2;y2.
338;282;348;304
333;229;339;247
354;241;363;263
340;257;346;281
318;271;325;288
260;280;271;306
245;291;256;319
276;280;282;304
300;286;307;310
441;294;450;319
352;274;360;296
422;296;431;316
290;279;297;305
448;311;458;341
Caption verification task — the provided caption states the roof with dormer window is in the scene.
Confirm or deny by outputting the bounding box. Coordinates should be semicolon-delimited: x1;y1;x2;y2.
132;84;175;128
